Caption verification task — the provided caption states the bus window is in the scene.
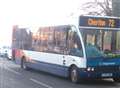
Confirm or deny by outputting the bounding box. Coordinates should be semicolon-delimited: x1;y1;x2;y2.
54;27;67;54
68;27;83;57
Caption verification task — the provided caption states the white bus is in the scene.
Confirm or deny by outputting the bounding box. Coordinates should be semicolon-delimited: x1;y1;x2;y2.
12;16;120;83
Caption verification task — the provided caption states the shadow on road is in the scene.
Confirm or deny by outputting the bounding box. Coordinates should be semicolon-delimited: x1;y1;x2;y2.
28;69;117;86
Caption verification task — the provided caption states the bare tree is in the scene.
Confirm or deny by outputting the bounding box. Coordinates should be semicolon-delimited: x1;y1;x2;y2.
81;0;112;16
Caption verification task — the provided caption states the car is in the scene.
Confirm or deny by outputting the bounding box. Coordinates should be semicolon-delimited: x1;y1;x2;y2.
7;49;12;60
0;48;7;57
0;46;12;60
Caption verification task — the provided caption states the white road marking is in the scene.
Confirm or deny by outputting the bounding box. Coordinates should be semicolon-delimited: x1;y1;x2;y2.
5;66;21;75
30;78;53;88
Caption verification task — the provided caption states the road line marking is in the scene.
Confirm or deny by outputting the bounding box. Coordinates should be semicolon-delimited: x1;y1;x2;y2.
30;78;53;88
5;66;21;75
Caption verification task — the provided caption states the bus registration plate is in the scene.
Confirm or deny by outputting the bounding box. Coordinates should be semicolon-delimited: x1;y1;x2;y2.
101;73;112;77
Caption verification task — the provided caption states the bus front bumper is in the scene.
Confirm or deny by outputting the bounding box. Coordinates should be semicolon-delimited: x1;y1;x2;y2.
78;68;120;79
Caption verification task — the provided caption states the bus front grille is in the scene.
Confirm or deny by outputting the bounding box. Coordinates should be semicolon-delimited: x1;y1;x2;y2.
95;66;119;72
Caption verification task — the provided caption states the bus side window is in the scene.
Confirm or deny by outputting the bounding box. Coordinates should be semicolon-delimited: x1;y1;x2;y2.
68;28;83;57
53;27;67;54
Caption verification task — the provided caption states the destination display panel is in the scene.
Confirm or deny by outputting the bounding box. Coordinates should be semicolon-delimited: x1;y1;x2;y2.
79;16;120;28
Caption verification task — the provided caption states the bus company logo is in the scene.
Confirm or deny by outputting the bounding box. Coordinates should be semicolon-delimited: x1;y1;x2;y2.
99;62;115;66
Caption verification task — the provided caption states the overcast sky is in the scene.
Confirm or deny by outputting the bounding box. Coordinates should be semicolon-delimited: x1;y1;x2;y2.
0;0;93;46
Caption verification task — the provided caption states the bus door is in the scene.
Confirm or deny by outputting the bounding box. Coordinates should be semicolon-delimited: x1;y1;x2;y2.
63;26;84;68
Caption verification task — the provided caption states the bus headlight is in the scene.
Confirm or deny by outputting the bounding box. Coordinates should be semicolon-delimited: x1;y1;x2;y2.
91;68;94;71
87;67;91;71
87;67;94;71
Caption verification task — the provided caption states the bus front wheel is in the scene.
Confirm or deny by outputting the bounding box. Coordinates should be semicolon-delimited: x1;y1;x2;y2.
70;66;80;83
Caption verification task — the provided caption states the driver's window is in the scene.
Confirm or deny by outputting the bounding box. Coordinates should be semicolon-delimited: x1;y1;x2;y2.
68;27;83;57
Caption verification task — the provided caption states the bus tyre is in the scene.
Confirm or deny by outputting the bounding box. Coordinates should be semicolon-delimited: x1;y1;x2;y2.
113;78;120;82
70;66;80;83
21;58;28;70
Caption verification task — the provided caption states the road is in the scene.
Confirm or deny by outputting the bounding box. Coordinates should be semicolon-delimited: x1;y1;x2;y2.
0;57;120;88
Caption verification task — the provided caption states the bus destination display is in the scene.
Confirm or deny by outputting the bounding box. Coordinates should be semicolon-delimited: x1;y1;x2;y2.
79;16;120;28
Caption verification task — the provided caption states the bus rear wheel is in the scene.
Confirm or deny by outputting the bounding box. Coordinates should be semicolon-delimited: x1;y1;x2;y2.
21;57;28;70
70;66;80;83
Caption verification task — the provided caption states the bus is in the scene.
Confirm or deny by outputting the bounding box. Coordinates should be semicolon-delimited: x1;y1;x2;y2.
12;16;120;83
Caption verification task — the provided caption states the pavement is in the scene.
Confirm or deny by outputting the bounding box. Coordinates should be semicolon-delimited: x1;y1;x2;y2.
0;57;120;88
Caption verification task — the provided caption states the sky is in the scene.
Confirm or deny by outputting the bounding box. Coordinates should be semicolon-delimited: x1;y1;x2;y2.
0;0;93;46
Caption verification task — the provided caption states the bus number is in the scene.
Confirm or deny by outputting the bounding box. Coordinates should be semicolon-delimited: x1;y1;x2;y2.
109;19;115;27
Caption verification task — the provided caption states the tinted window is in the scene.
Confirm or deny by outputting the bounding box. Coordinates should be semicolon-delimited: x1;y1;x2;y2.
53;27;67;54
32;26;68;54
68;27;83;57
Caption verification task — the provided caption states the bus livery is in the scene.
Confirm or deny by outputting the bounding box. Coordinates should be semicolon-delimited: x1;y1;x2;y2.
12;16;120;83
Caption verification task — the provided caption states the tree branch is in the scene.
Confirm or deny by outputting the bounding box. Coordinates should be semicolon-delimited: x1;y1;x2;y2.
81;0;112;16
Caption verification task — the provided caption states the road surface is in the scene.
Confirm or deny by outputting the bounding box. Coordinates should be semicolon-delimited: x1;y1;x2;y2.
0;57;120;88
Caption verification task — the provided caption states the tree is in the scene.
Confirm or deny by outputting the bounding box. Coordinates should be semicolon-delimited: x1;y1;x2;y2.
81;0;112;16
